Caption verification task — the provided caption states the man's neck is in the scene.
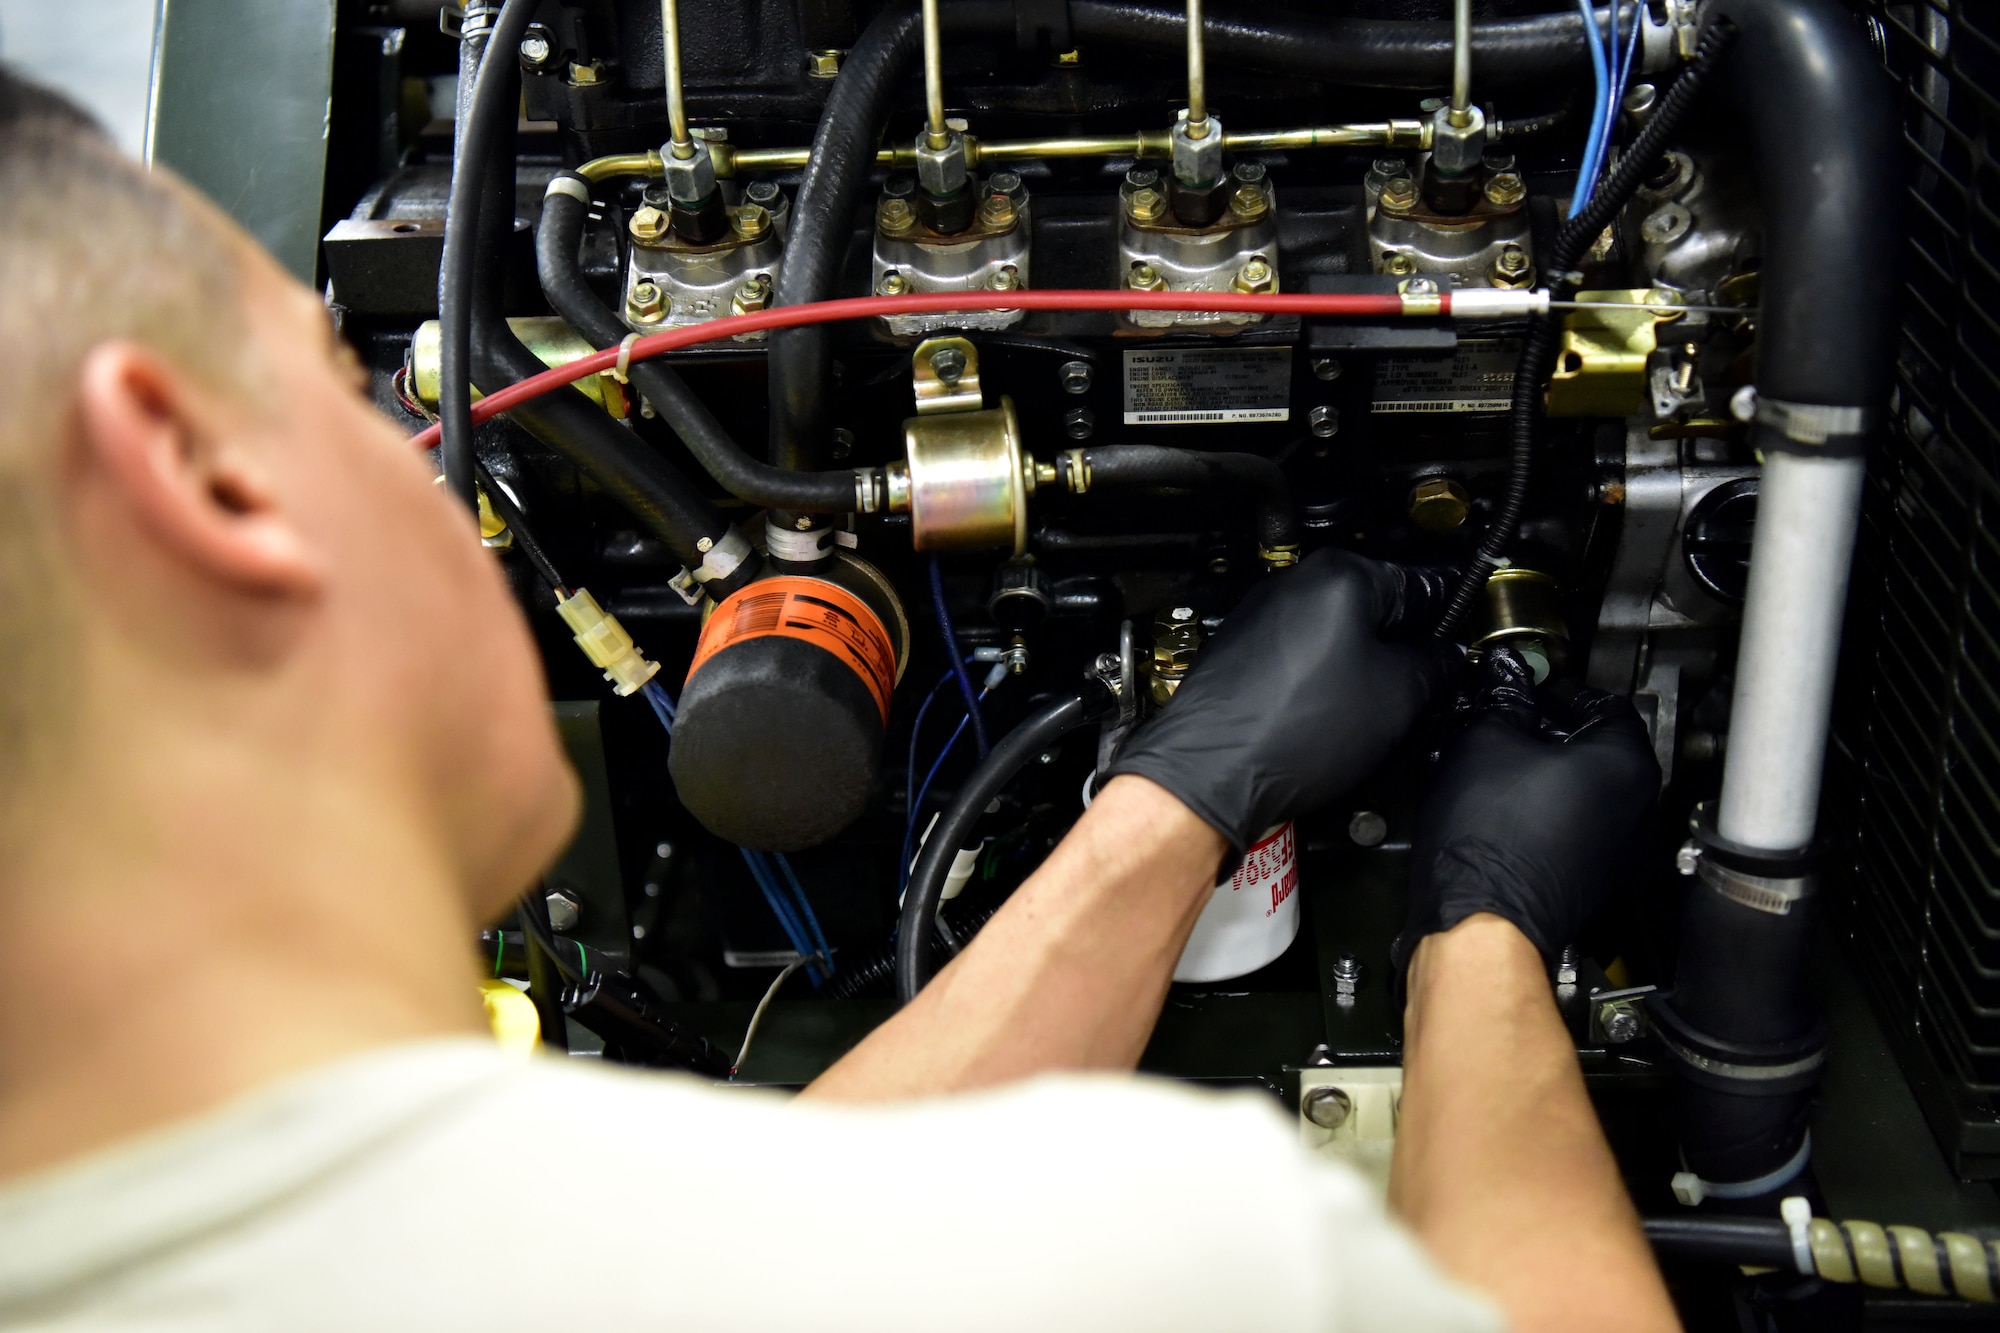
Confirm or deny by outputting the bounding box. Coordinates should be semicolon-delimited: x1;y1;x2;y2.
0;707;487;1181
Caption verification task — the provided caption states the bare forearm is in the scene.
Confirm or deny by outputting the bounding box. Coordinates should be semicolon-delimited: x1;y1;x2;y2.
804;776;1225;1102
1390;915;1678;1331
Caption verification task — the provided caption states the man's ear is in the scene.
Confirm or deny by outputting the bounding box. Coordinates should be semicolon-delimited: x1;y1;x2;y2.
74;341;322;599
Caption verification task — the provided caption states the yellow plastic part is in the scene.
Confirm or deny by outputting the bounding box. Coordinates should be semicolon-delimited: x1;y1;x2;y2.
1890;1225;1948;1297
1940;1233;1995;1302
555;588;661;697
1840;1221;1897;1289
477;979;540;1054
1808;1219;1858;1283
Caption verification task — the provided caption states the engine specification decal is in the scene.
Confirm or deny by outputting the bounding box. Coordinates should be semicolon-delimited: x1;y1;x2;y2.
1123;347;1292;424
688;577;896;721
1372;341;1519;413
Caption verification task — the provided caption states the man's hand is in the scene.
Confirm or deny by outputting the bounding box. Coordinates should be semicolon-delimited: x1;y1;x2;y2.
1394;646;1660;975
1107;549;1454;850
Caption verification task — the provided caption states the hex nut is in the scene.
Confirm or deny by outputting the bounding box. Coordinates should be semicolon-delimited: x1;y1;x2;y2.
1126;262;1166;292
567;59;605;86
1379;176;1418;212
744;179;783;208
1060;360;1094;395
545;889;582;933
1428;101;1487;176
1599;1000;1644;1044
731;276;771;315
1169;112;1225;187
1127;187;1167;225
661;142;717;206
1232;256;1276;294
1303;1086;1353;1131
1311;358;1342;382
807;49;843;79
1348;810;1388;846
987;265;1021;291
1383;252;1418;276
628;206;669;244
987;170;1027;204
1309;405;1340;439
1125;165;1161;191
518;27;554;68
1064;407;1095;440
1409;477;1471;532
878;269;909;295
1484;171;1527;207
877;197;917;234
915;128;970;197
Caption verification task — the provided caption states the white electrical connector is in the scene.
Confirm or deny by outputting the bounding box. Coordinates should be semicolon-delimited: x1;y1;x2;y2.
555;588;661;696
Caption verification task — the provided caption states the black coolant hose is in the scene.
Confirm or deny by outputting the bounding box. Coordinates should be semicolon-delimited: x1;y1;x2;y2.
1078;446;1298;553
1433;20;1739;639
437;0;537;512
896;687;1114;1003
767;2;924;480
1644;1214;2000;1303
535;183;861;513
456;21;753;589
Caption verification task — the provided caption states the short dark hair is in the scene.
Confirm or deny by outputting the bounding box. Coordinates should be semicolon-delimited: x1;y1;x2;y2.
0;64;248;811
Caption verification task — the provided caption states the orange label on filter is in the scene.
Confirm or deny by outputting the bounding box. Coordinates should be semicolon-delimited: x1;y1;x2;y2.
688;577;896;722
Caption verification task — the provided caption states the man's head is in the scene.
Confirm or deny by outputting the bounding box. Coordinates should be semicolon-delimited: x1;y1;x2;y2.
0;69;578;923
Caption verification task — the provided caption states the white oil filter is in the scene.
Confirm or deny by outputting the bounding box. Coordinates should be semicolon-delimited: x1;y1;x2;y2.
1174;823;1300;983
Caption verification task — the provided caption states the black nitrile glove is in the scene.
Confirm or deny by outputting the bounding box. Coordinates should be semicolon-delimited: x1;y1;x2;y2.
1105;549;1457;850
1392;647;1661;982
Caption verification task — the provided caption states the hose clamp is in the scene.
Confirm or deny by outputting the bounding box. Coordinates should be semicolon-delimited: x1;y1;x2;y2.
1731;386;1877;455
691;526;753;585
544;175;592;205
1667;1135;1814;1208
1647;993;1828;1095
764;519;836;564
1678;801;1816;914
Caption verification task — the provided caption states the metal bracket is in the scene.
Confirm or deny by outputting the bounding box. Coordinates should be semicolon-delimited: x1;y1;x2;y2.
912;337;984;414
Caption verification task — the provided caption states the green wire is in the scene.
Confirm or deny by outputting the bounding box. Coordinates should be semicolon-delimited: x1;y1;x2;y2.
575;940;588;976
493;932;506;977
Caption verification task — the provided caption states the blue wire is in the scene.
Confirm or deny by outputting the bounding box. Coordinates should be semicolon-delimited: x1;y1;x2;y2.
742;849;825;986
929;555;990;758
772;853;834;978
901;671;960;893
1593;5;1643;192
642;679;677;734
1568;0;1611;219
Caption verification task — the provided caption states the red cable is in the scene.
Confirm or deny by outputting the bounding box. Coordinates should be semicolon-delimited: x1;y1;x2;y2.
409;287;1419;450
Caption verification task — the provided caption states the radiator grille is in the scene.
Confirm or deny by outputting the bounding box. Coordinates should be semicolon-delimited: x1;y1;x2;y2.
1831;0;2000;1171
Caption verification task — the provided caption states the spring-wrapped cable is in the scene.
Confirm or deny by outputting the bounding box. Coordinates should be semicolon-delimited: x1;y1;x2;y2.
1433;19;1740;638
1646;1214;2000;1302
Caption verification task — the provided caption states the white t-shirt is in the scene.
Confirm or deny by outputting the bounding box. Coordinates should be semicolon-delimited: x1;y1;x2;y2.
0;1039;1502;1331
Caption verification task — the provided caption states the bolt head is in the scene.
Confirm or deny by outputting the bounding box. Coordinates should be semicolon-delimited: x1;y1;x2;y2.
1127;187;1166;225
1676;843;1702;876
518;32;553;66
1309;405;1340;439
1600;1003;1643;1044
1126;262;1165;292
1496;243;1530;274
1124;165;1160;191
877;197;917;234
879;269;909;295
987;265;1021;291
730;203;771;241
807;49;842;78
1064;407;1095;440
1484;171;1526;207
930;346;967;384
628;206;669;243
544;889;582;933
744;179;783;208
1347;810;1387;846
731;275;771;314
1303;1085;1353;1131
978;193;1018;229
627;281;667;322
1229;182;1270;222
1233;256;1276;294
1311;358;1341;382
1059;360;1094;395
1384;252;1418;276
568;60;604;86
1380;176;1418;211
1409;477;1471;532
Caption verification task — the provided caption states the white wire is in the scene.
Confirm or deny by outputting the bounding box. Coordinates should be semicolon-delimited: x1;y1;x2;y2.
732;956;808;1077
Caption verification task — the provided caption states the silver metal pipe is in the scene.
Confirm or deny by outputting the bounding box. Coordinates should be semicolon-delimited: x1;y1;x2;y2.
922;0;948;146
661;0;693;156
1715;450;1868;853
1449;0;1474;127
1185;0;1209;136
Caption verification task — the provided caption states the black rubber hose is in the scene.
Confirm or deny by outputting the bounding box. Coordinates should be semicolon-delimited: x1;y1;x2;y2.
1079;445;1298;552
1643;1217;1797;1270
896;687;1114;1003
438;0;537;512
1434;20;1739;639
535;184;861;512
1054;1;1636;90
767;1;924;485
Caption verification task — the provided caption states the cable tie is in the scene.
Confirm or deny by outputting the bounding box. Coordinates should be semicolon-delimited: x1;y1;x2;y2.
612;333;641;384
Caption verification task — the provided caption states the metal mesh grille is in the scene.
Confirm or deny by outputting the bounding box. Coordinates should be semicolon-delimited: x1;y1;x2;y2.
1831;0;2000;1167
